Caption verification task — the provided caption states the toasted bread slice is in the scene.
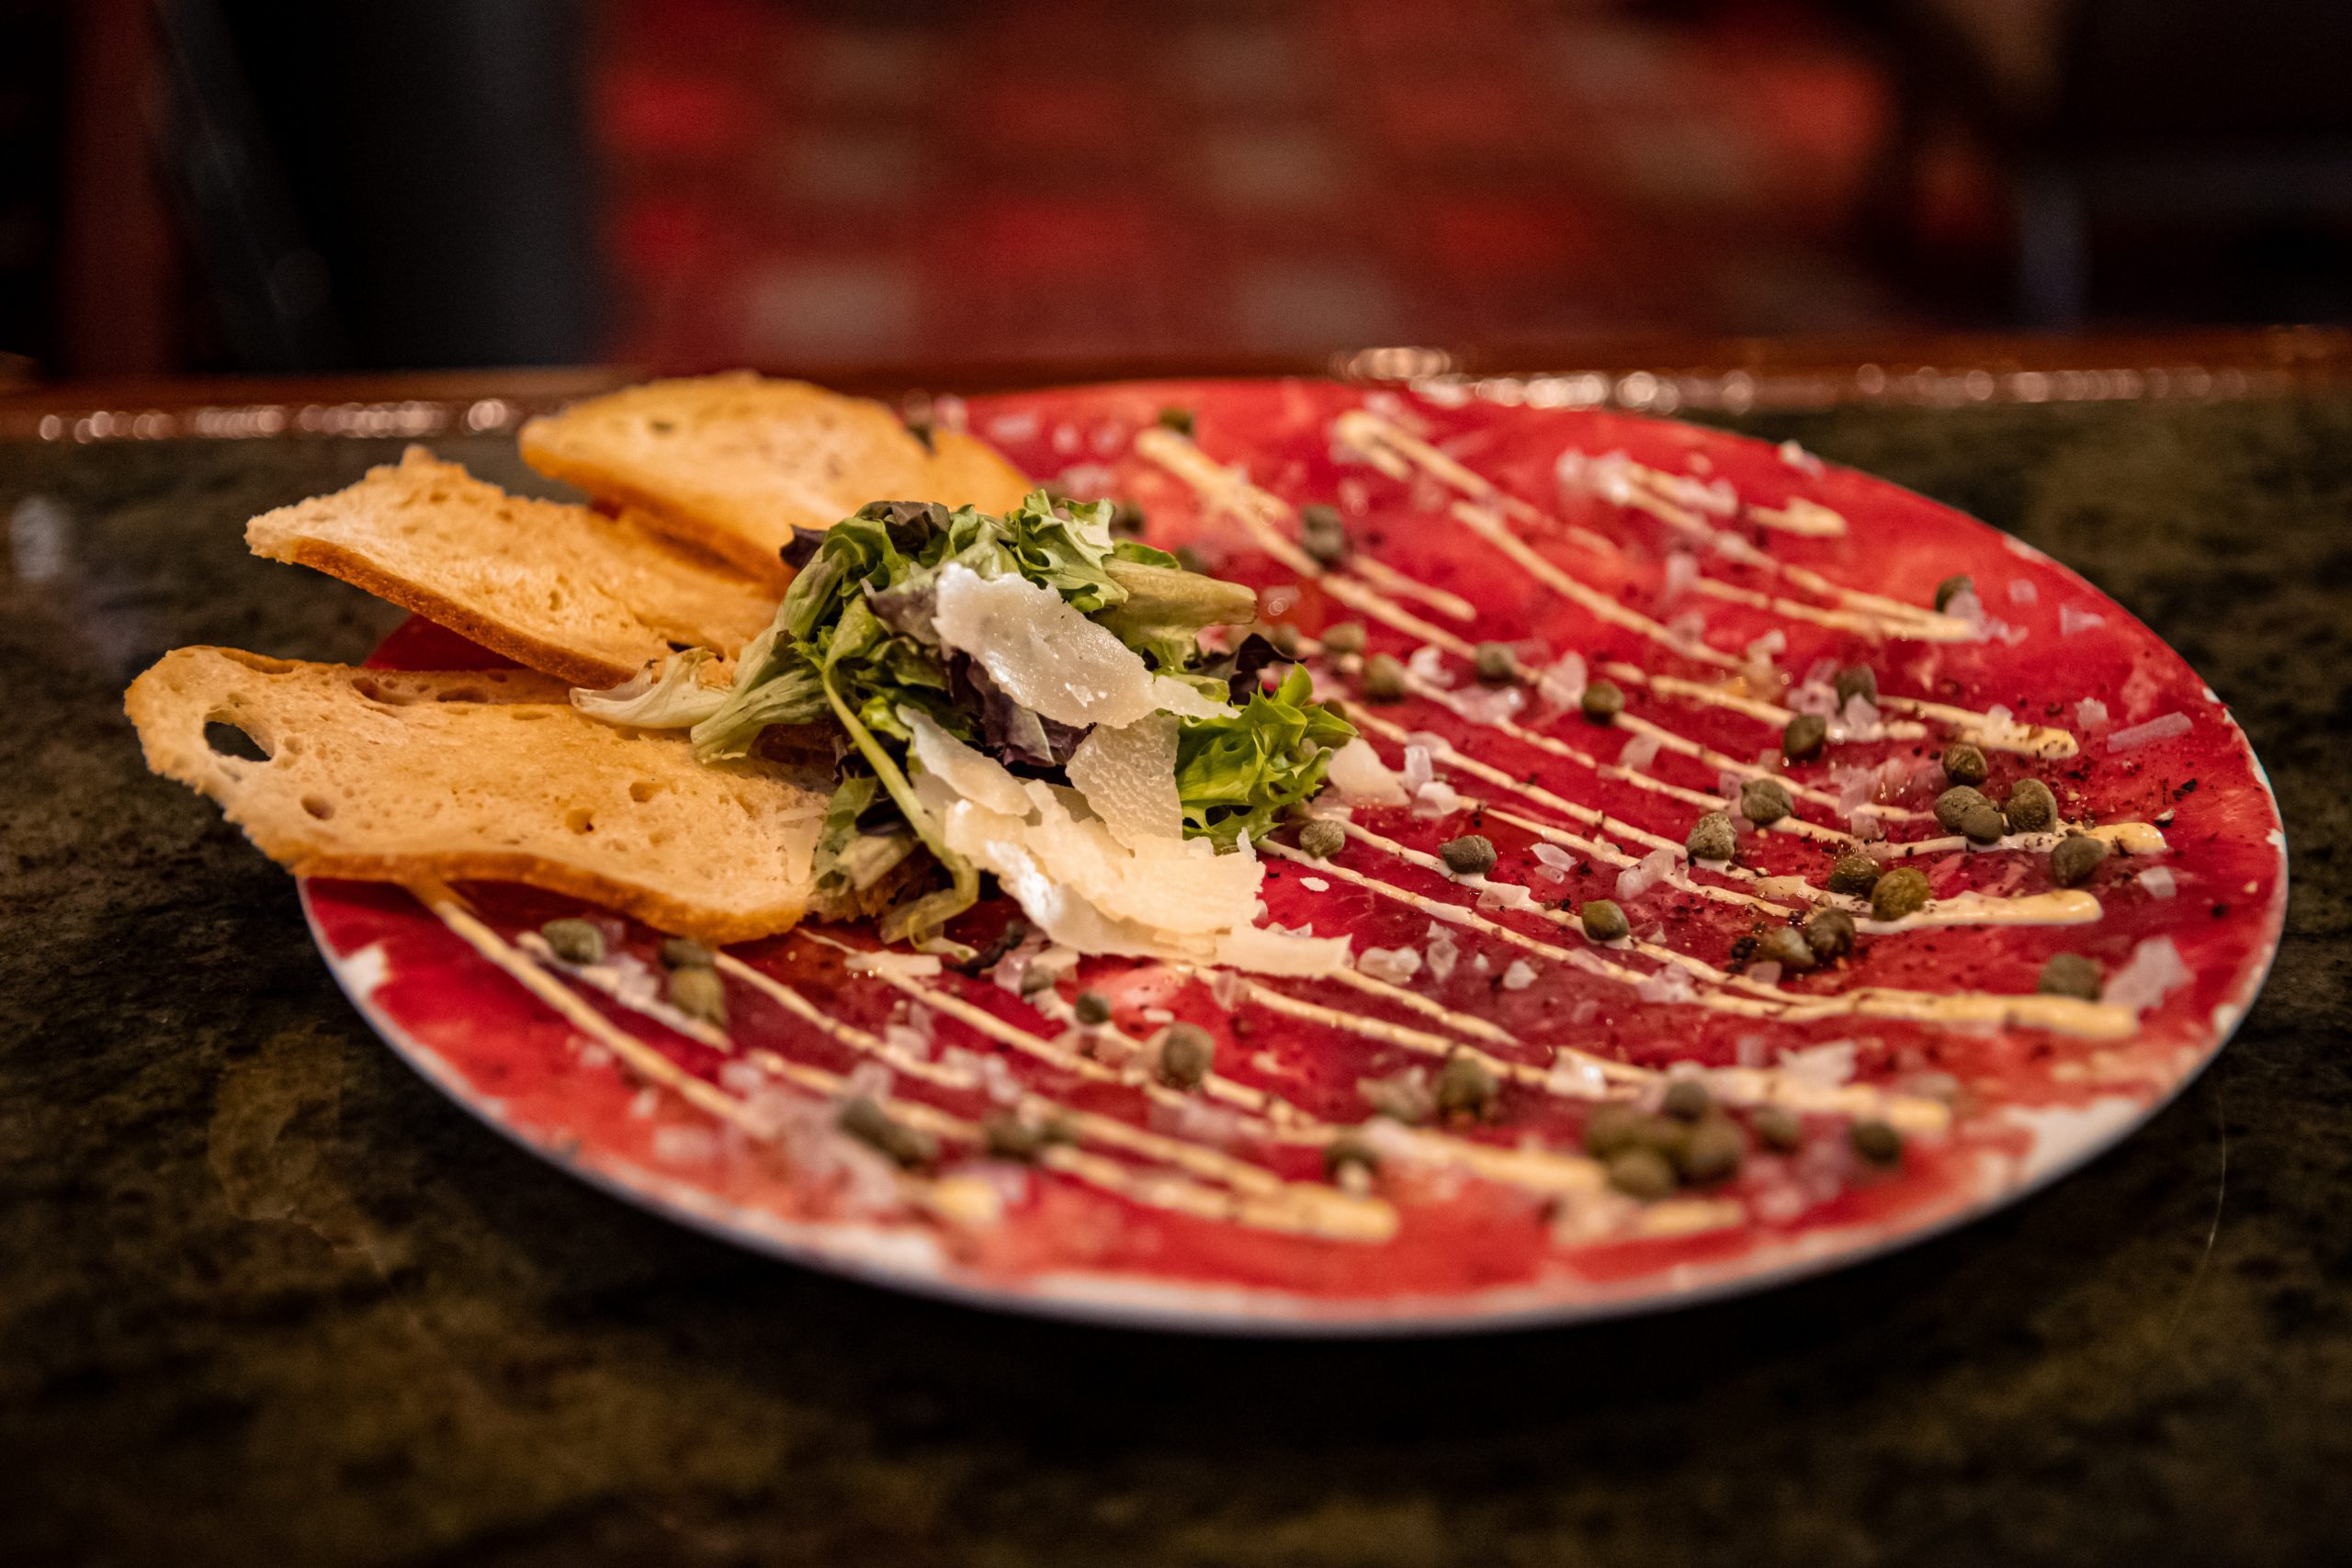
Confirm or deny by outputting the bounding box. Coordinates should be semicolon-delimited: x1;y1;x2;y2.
245;447;776;689
518;374;1034;583
126;648;828;942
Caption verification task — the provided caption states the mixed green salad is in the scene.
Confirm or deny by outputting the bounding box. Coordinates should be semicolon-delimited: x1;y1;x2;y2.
577;491;1352;947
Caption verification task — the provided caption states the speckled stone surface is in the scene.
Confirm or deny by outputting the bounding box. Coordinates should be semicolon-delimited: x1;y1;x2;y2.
1;404;2346;1568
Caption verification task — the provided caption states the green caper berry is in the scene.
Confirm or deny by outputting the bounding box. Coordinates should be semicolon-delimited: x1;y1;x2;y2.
541;918;605;965
1634;1113;1693;1166
1436;1054;1500;1120
1439;834;1498;877
1834;665;1878;706
980;1110;1052;1161
1740;777;1792;826
1661;1078;1712;1121
1871;866;1932;921
1933;573;1973;613
1157;406;1195;437
1157;1023;1216;1089
1607;1146;1679;1201
1361;652;1408;703
659;936;715;971
1935;784;1992;835
1319;620;1367;656
1826;850;1882;895
1958;798;2007;845
1579;898;1630;942
668;965;728;1026
1297;818;1347;861
1678;1116;1745;1185
1108;501;1147;538
1299;503;1349;567
1755;925;1816;974
1473;642;1518;685
1260;621;1302;659
1580;678;1624;723
1753;1104;1804;1152
1782;713;1827;761
1804;907;1857;961
1582;1102;1647;1158
1687;811;1738;863
1172;545;1208;575
839;1096;937;1168
1941;742;1989;787
1073;989;1113;1025
2049;833;2109;886
1849;1119;1904;1167
2005;777;2059;834
1020;964;1057;997
1323;1131;1380;1183
2037;953;2103;1001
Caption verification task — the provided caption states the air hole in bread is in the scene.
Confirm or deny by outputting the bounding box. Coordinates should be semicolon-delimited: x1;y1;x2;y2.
203;719;271;761
629;780;659;802
300;795;335;820
435;688;485;703
565;807;595;834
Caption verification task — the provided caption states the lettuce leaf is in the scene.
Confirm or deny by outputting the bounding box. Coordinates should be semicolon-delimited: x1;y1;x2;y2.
1174;667;1355;847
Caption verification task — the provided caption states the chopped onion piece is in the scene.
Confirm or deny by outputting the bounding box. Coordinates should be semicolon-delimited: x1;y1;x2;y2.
2107;712;2190;752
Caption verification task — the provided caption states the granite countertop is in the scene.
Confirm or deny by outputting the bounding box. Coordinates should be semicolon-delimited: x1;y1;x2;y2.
1;394;2346;1567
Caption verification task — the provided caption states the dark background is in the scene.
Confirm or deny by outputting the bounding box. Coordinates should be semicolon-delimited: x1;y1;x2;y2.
8;0;2352;382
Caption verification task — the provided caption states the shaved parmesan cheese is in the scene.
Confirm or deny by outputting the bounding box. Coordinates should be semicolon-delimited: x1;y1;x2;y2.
1500;959;1536;991
843;950;944;979
1067;713;1182;847
1326;737;1409;805
2076;696;2109;728
1215;924;1351;975
931;565;1227;728
901;707;1030;816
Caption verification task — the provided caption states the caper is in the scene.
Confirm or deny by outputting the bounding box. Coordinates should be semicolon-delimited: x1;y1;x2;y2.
1580;678;1624;723
839;1096;937;1168
1435;1054;1500;1120
2049;833;2109;886
1582;1102;1647;1158
1834;665;1879;706
1941;741;1989;787
1157;1022;1216;1089
1607;1146;1679;1201
1634;1112;1694;1166
1260;621;1302;659
1019;964;1057;997
2005;777;2058;834
2036;953;2103;1001
1782;713;1827;761
1299;503;1349;568
1323;1131;1380;1184
1935;784;1993;835
1661;1078;1712;1121
1157;406;1195;437
1319;620;1367;656
1473;642;1519;686
1959;796;2007;845
659;935;715;971
1871;866;1932;921
1073;989;1114;1025
541;918;605;965
1826;850;1882;896
1687;811;1737;863
1753;1103;1804;1152
1678;1115;1745;1185
1361;652;1408;703
1933;573;1973;613
1579;898;1630;942
1755;925;1816;974
1173;545;1208;574
1108;500;1147;538
1439;834;1498;877
1298;818;1347;860
1804;907;1857;961
981;1110;1067;1161
669;965;728;1026
1849;1119;1904;1167
1740;777;1792;827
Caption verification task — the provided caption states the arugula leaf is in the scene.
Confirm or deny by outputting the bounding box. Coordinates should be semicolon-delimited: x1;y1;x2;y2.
1173;666;1355;848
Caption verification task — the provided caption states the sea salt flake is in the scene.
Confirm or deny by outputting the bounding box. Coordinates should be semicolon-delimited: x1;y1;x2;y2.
1424;923;1460;982
2105;936;2192;1015
1358;945;1423;984
2008;579;2039;604
1500;960;1537;991
2075;696;2110;728
2108;712;2190;752
2060;604;2106;636
1634;965;1696;1003
1619;732;1662;773
1615;846;1679;902
1406;645;1453;687
1300;875;1330;893
2137;865;2177;899
1777;1040;1859;1086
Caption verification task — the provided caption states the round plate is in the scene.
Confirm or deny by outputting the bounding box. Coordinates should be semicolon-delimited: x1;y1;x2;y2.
302;378;2287;1335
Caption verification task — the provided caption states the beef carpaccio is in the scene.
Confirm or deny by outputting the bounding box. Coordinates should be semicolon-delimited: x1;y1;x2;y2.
307;379;2286;1330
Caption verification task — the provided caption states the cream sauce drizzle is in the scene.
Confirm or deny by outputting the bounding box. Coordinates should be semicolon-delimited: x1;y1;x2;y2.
1872;819;2168;861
